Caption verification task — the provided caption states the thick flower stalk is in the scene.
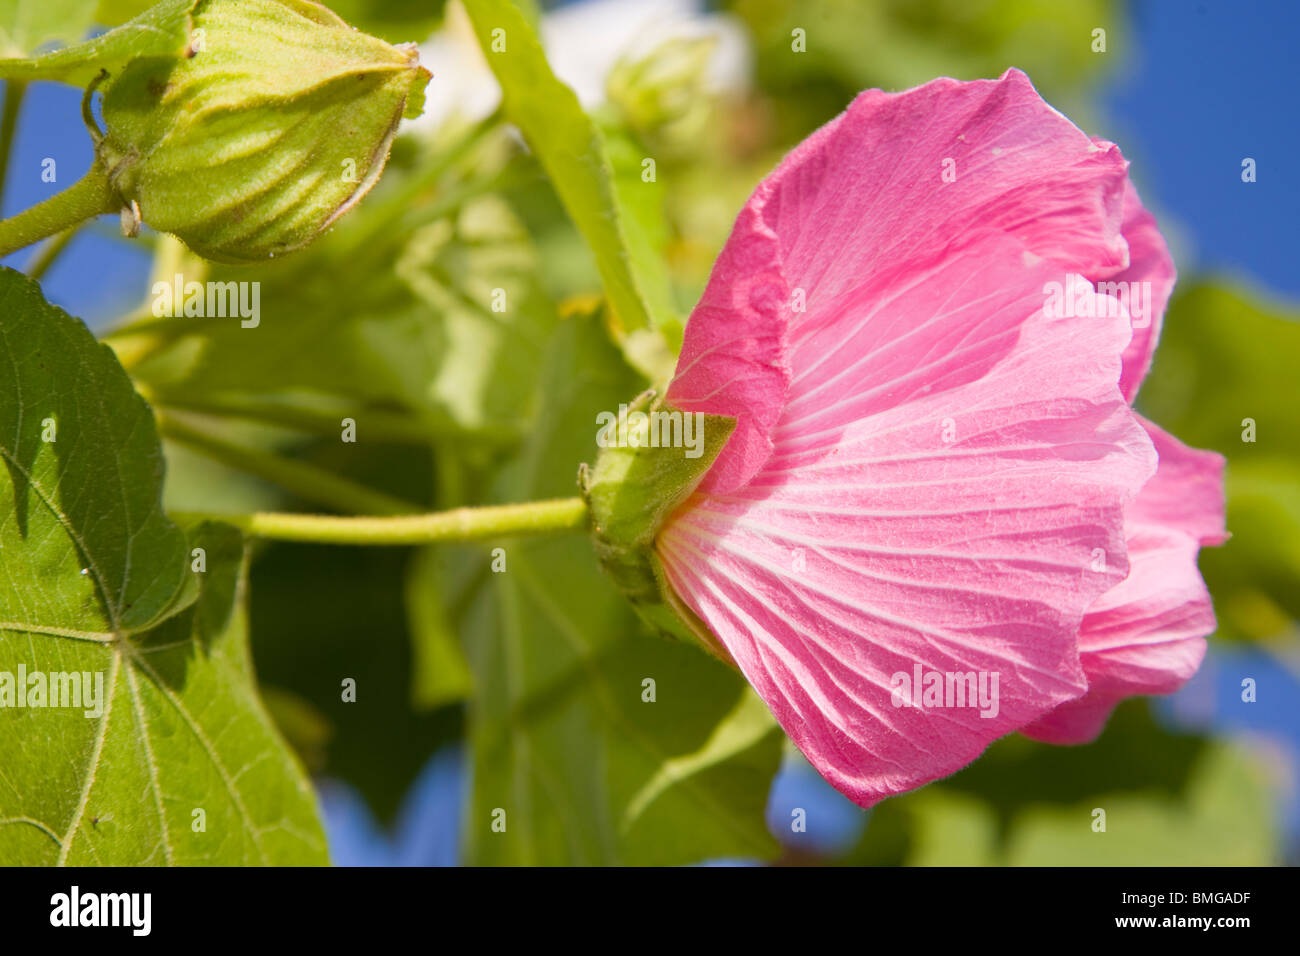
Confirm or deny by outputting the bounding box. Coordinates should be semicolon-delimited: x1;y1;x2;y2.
589;69;1225;808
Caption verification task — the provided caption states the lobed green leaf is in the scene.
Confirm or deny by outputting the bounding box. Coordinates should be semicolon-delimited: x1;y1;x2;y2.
0;268;327;865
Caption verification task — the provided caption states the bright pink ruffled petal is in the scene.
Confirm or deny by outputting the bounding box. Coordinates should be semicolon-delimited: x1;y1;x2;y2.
1129;418;1228;547
659;230;1156;807
1023;420;1226;744
1102;179;1177;402
667;67;1131;494
666;199;790;495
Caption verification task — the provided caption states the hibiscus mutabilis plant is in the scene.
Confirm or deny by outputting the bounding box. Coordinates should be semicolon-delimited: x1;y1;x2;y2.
215;69;1223;807
0;0;1224;863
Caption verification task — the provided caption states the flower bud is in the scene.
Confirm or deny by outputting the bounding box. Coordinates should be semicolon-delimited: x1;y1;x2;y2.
606;35;717;139
96;0;430;263
581;392;735;660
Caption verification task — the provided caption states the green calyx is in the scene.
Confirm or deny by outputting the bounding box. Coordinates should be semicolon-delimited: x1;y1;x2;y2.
93;0;431;263
581;390;736;662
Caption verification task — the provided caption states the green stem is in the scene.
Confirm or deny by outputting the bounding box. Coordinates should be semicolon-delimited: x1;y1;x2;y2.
0;164;117;257
181;498;590;545
0;80;27;212
25;225;80;280
157;412;419;516
153;394;446;446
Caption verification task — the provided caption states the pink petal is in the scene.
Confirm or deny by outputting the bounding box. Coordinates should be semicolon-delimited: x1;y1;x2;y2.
666;200;790;495
1129;418;1228;547
1023;420;1226;744
667;68;1130;494
1102;179;1177;402
659;231;1156;807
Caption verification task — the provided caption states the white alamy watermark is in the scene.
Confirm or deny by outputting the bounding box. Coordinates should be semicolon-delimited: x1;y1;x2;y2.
595;404;706;459
0;666;105;718
1042;272;1152;328
890;664;1000;719
152;273;260;328
50;886;151;936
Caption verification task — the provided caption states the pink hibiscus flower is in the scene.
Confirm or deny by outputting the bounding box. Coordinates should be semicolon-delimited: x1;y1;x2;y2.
654;69;1226;807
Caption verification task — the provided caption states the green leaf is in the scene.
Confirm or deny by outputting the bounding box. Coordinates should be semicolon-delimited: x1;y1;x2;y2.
1004;743;1278;865
94;0;153;24
0;0;194;85
405;545;475;709
96;0;446;42
247;538;462;823
456;312;781;865
0;268;326;864
603;121;684;358
621;686;777;831
1137;280;1300;640
732;0;1117;136
1139;281;1300;457
903;790;999;867
0;269;191;634
123;135;555;446
841;703;1279;866
319;0;447;43
461;0;679;348
0;1;99;57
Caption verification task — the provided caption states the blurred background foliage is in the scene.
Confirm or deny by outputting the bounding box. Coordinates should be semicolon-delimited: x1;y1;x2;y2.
6;0;1295;865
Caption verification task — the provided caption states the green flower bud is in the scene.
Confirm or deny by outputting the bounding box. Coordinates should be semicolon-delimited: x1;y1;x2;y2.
95;0;431;263
581;391;735;661
606;36;716;149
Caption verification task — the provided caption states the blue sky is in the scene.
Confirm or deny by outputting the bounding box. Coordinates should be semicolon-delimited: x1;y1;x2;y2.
0;80;149;326
1100;0;1300;300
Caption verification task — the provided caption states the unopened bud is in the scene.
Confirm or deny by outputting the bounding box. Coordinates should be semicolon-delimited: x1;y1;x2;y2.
606;36;716;140
96;0;430;262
